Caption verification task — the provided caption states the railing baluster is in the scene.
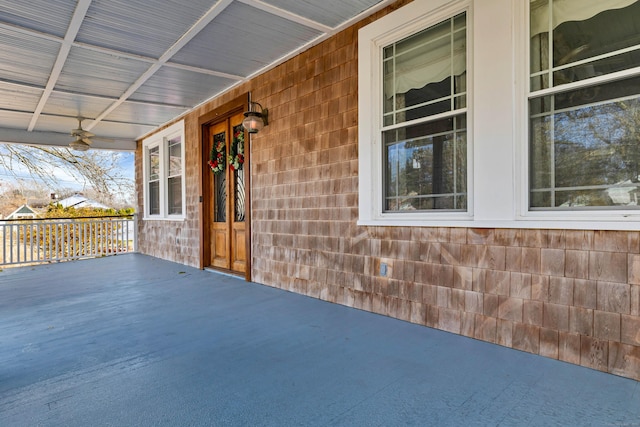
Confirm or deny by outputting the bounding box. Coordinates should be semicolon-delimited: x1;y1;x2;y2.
55;223;59;261
1;223;5;264
80;222;84;257
37;223;41;262
9;223;14;264
28;223;33;262
49;223;53;261
18;224;22;263
72;222;75;259
92;221;97;256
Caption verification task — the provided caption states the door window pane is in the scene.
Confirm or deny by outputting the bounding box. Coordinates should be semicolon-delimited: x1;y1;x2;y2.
232;124;246;222
213;132;227;223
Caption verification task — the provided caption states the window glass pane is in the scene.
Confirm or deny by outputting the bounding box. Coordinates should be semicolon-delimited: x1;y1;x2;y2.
213;131;227;223
383;12;466;125
530;76;640;209
530;5;549;76
383;114;467;211
384;45;393;59
452;32;466;95
168;136;181;177
234;169;245;222
454;12;466;31
232;124;246;222
149;181;159;215
530;0;640;90
148;146;159;180
143;121;184;218
529;1;640;211
168;176;182;215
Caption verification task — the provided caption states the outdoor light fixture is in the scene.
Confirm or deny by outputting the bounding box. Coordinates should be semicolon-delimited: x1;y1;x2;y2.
242;101;268;134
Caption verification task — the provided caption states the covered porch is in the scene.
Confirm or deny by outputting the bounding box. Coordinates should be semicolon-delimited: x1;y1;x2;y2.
1;254;638;426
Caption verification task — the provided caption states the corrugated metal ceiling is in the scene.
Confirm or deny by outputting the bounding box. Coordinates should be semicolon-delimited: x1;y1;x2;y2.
0;0;392;151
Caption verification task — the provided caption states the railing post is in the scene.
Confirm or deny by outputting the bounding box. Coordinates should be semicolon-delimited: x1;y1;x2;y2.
133;213;138;253
1;221;6;265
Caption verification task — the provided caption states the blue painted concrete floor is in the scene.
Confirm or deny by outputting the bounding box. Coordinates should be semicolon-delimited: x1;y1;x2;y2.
1;254;639;426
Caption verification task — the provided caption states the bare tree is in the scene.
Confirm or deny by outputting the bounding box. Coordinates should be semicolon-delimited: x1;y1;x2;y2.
0;144;134;207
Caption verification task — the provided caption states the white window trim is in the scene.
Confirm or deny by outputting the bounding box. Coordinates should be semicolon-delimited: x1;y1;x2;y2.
358;0;474;226
358;0;640;231
142;120;186;221
514;0;640;228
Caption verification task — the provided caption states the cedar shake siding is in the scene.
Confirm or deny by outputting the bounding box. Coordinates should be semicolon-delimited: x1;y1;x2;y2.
136;0;640;381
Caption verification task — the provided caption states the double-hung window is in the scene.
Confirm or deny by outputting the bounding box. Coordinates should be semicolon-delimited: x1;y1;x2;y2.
359;0;471;224
143;121;185;220
360;0;640;229
529;0;640;211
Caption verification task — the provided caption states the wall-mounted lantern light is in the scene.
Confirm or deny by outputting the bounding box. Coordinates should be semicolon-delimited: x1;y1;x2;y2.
242;101;268;134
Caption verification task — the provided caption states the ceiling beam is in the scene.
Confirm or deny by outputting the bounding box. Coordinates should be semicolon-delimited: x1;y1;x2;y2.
240;0;398;86
237;0;333;33
0;128;136;151
87;0;236;131
164;62;243;81
27;0;93;132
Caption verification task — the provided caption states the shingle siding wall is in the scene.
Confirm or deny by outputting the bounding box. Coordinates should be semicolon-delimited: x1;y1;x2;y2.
136;0;640;381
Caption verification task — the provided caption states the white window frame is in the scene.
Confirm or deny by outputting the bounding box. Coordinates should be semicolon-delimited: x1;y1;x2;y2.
142;120;186;221
359;0;640;230
515;0;640;227
358;0;474;226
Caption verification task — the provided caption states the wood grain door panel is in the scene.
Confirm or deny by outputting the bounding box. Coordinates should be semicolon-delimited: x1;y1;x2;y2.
206;112;247;274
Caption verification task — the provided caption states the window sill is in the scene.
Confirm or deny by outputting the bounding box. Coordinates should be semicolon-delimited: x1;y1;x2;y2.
142;216;186;222
357;217;640;231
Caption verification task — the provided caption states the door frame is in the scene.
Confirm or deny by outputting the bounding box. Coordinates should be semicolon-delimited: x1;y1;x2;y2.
198;94;252;281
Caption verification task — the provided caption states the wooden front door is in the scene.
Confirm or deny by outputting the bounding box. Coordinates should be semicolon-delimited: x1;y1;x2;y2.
207;112;247;274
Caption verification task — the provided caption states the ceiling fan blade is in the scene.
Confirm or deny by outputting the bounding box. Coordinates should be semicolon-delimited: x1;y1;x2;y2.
69;138;91;152
71;129;95;138
69;117;130;149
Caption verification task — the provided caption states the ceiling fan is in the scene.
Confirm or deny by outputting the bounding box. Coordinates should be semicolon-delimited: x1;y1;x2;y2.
69;117;95;152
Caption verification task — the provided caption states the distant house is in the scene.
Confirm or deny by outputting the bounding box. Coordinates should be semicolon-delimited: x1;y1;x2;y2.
5;204;39;220
56;194;110;210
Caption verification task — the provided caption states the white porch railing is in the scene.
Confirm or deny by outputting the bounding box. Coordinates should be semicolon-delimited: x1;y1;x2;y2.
0;215;137;267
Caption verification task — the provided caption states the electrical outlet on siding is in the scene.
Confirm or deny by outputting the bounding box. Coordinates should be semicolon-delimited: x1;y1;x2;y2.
376;258;392;277
380;262;388;277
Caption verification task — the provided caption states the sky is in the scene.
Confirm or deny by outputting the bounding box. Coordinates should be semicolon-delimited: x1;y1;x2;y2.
0;147;135;202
